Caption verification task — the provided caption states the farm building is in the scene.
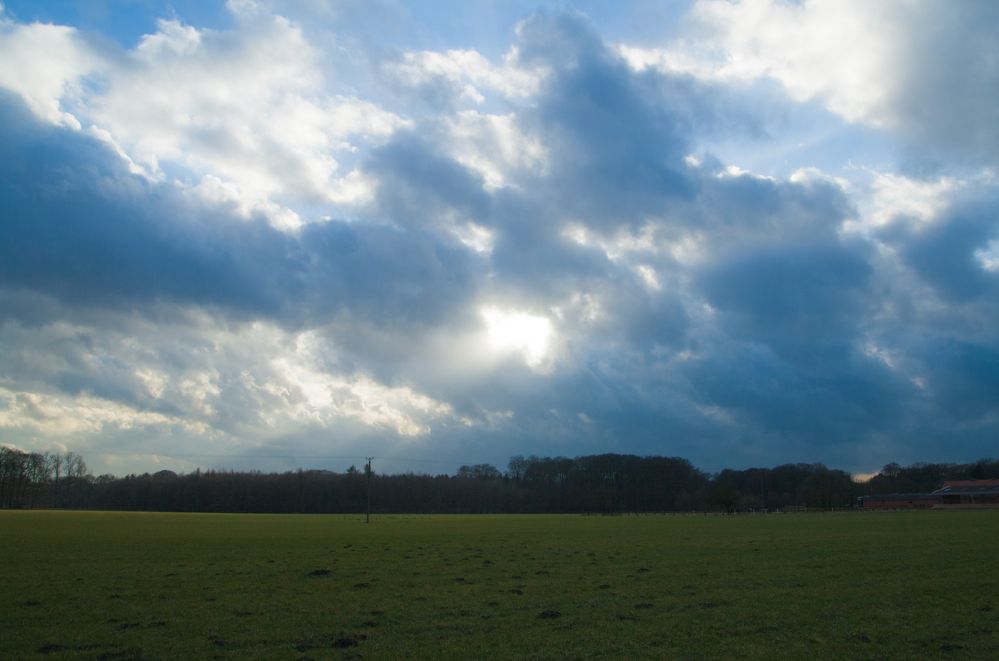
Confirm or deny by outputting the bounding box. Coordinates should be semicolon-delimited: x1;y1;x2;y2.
856;493;938;509
858;479;999;509
931;479;999;507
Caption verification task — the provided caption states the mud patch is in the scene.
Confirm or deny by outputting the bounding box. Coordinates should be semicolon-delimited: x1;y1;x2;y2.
97;648;144;660
538;610;561;619
333;637;359;649
307;569;332;577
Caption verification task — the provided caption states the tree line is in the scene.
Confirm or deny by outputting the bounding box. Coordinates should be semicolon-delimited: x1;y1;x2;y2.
0;447;88;509
2;445;997;513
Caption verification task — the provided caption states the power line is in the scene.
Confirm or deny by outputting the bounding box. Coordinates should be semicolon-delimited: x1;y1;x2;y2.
365;457;373;524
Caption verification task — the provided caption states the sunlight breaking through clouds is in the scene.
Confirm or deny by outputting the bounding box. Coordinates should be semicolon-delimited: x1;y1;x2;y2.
481;306;555;371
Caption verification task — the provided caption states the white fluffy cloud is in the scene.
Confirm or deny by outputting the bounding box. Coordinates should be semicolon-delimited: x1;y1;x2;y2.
0;314;472;463
0;12;409;230
623;0;999;163
0;385;210;437
442;111;548;190
0;19;101;128
384;47;543;105
688;0;900;125
97;16;407;226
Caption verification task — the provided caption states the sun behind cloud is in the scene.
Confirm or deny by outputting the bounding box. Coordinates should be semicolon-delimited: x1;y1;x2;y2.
480;306;554;371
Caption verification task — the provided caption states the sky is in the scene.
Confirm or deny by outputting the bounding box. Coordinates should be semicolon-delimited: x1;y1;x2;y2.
1;0;997;478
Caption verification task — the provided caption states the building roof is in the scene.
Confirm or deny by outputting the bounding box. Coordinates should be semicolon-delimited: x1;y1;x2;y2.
941;479;999;488
932;479;999;495
859;493;937;501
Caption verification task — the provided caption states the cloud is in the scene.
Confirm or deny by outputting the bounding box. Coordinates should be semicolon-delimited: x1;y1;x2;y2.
697;240;873;351
0;92;291;314
0;12;409;230
383;47;543;107
2;6;999;476
440;110;549;191
0;18;102;128
645;0;999;164
879;190;999;303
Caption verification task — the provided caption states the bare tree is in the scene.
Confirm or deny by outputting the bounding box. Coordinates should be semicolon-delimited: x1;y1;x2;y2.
65;452;89;479
26;452;49;508
48;452;64;508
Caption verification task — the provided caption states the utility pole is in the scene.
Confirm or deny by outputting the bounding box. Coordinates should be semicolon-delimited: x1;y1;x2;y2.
365;457;373;523
761;470;766;513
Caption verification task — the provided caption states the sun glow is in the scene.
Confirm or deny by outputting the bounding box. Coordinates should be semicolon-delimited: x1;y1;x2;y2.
480;306;553;369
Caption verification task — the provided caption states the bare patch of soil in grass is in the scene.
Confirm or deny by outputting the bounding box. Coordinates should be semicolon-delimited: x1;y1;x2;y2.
332;636;360;649
295;633;367;652
96;648;145;660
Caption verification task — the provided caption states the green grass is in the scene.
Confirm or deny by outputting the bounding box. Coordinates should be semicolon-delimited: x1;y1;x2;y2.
1;510;997;659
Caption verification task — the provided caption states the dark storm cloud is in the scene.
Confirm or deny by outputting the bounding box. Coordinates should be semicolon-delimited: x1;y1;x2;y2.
0;91;292;316
368;133;492;226
680;338;910;447
296;219;477;328
696;240;873;353
884;199;999;303
692;171;854;240
516;14;696;228
919;340;999;421
0;91;477;329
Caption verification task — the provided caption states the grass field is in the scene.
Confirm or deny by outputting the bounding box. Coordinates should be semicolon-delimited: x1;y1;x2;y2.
2;510;997;659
